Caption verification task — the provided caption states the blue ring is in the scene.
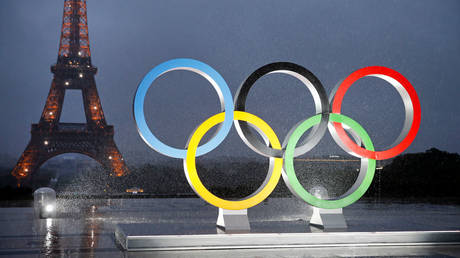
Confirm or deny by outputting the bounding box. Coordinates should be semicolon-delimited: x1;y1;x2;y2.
133;58;234;158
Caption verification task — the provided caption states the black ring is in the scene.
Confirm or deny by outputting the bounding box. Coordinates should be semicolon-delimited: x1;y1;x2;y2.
234;62;330;158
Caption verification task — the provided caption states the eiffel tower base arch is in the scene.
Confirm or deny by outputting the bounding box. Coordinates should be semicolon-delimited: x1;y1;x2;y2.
12;124;128;185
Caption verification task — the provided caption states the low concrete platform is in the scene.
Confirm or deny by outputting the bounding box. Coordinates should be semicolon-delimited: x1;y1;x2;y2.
115;222;460;251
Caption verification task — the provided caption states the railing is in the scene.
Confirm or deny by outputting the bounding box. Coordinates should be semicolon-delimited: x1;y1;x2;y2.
32;123;114;134
58;123;87;132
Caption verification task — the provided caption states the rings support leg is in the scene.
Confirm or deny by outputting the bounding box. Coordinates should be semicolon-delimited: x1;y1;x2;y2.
216;208;250;233
310;207;347;230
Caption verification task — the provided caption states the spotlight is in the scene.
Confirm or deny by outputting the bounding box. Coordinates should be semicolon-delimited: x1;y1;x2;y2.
45;204;54;213
34;187;57;219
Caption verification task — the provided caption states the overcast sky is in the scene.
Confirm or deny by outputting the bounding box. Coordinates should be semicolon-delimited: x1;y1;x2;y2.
1;0;459;165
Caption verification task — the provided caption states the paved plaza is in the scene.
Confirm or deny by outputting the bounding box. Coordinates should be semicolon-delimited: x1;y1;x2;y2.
0;198;459;257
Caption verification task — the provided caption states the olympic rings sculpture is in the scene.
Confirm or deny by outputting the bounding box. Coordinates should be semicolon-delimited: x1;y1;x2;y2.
133;58;421;210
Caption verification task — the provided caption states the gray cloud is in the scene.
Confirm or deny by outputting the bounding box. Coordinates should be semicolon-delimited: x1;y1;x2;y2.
1;0;459;165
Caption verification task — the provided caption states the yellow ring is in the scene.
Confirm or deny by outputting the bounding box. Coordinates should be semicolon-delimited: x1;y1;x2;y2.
185;111;283;210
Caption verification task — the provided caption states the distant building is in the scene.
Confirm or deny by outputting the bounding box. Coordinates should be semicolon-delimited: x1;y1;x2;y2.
126;187;144;194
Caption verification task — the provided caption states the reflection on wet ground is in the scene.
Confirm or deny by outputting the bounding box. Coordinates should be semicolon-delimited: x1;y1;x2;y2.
0;198;459;257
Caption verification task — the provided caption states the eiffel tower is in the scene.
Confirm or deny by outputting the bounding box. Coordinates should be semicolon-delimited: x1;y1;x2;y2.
12;0;128;185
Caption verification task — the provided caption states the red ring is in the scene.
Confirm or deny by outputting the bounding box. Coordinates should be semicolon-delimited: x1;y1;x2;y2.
331;66;421;160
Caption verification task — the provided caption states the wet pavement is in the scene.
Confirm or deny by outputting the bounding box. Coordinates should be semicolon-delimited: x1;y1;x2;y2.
0;198;459;257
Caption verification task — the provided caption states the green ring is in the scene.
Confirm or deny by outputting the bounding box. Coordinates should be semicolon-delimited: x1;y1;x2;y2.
284;113;376;209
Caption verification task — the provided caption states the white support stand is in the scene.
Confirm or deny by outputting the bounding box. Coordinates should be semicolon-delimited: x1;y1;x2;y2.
310;207;347;230
216;208;250;233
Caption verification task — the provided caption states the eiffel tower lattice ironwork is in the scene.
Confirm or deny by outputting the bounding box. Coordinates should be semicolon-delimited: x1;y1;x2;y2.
12;0;128;184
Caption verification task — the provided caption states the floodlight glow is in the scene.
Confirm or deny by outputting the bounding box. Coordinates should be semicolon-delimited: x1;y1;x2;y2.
45;204;54;213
